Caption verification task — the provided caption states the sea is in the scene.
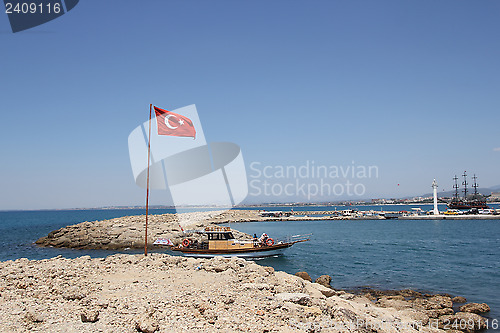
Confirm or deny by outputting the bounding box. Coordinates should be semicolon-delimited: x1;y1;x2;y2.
1;204;499;330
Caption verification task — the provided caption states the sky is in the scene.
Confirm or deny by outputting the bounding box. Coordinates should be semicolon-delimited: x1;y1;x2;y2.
1;0;499;210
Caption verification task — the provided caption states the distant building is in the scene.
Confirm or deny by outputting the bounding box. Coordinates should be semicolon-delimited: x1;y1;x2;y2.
489;192;500;201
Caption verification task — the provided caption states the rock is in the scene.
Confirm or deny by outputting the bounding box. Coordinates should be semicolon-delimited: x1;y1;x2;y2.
80;309;99;323
35;210;258;250
303;283;326;299
376;296;413;310
314;275;332;287
439;312;487;332
428;295;453;308
413;295;452;310
459;302;490;314
295;271;312;282
63;290;86;300
0;251;493;333
385;295;405;301
135;315;159;333
398;309;430;326
399;289;422;298
303;306;322;317
328;308;361;326
275;292;310;305
309;283;336;297
425;307;454;318
452;296;467;303
241;283;271;290
25;310;44;323
263;266;275;274
361;293;377;301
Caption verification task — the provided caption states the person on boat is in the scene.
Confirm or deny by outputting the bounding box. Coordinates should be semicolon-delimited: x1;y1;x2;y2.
258;233;269;245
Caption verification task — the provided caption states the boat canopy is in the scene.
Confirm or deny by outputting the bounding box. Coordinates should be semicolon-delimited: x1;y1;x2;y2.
207;232;235;240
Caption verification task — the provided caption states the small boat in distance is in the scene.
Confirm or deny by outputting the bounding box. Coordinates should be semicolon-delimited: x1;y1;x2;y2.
381;212;402;219
158;226;310;258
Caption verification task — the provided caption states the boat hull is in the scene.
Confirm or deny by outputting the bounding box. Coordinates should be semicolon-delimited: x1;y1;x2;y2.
181;248;287;258
448;201;489;209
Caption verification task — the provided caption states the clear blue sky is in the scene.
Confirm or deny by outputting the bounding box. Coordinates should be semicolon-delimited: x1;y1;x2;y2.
1;1;499;209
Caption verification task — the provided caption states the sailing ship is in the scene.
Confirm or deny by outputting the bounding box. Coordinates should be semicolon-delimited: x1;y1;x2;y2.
448;172;489;209
157;226;310;258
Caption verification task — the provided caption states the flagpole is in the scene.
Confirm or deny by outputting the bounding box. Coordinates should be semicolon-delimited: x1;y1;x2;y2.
145;103;152;256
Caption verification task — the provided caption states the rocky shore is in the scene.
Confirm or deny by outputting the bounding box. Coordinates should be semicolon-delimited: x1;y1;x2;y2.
35;210;263;250
0;254;491;332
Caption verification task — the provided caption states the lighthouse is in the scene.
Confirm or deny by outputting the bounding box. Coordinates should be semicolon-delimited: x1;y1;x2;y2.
432;179;439;215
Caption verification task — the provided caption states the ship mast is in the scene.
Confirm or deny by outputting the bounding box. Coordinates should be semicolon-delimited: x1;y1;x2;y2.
472;174;479;198
453;175;459;201
462;171;468;201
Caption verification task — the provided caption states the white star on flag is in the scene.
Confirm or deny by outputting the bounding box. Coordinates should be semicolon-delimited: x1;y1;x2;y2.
179;119;184;126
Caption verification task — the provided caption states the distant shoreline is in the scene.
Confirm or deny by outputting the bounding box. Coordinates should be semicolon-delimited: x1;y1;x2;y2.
2;201;499;213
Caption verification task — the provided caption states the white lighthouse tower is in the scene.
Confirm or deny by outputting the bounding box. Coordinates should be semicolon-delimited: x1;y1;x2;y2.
432;179;439;215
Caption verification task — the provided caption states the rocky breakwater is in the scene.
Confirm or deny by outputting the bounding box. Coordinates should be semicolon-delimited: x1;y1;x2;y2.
328;287;492;332
0;253;486;333
35;210;262;250
291;272;493;332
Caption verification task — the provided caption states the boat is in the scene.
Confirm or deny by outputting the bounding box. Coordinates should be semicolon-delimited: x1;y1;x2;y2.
259;210;292;217
447;172;489;210
381;211;401;219
158;226;310;258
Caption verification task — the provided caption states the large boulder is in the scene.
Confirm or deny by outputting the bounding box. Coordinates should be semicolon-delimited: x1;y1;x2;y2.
314;274;332;287
459;303;490;314
295;271;312;282
413;295;453;310
428;295;453;308
452;296;467;303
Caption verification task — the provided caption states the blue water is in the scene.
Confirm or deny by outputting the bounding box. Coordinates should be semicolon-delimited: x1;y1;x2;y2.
1;205;499;328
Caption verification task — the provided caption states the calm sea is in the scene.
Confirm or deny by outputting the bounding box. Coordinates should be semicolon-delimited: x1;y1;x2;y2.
0;204;499;329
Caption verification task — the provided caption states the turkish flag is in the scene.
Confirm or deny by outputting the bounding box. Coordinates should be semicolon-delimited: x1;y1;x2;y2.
154;106;196;138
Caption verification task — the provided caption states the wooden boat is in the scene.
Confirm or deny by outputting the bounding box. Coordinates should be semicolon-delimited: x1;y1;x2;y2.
166;226;309;258
447;173;490;210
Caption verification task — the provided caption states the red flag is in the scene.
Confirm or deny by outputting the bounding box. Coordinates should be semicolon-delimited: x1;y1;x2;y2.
154;106;196;138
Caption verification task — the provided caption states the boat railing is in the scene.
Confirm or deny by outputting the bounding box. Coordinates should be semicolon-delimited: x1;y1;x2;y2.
286;233;312;242
182;229;205;234
232;239;254;244
205;226;231;232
